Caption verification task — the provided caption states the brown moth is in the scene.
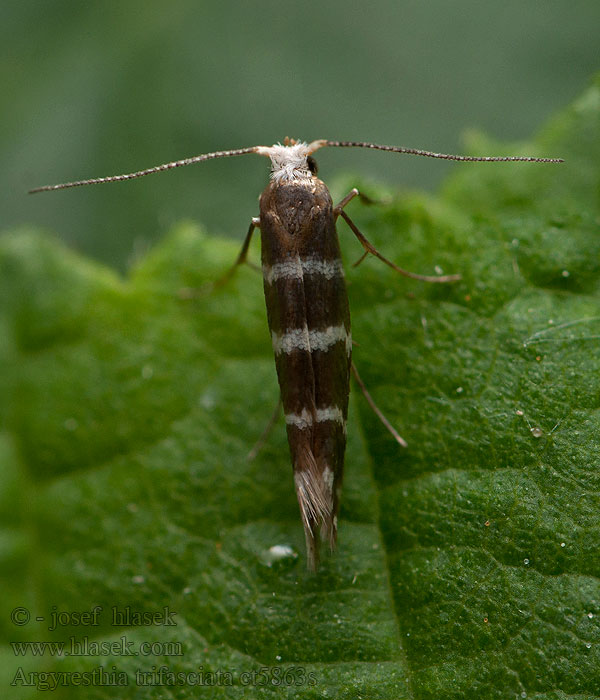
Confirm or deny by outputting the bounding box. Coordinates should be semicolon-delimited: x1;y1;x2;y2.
31;138;562;569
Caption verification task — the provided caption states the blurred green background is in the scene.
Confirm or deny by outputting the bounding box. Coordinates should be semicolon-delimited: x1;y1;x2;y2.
3;0;599;271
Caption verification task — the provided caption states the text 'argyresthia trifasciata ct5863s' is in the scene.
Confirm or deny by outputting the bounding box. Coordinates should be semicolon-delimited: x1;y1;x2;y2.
30;138;562;569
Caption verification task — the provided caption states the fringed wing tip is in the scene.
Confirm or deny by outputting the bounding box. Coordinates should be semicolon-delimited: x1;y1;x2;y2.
294;448;338;571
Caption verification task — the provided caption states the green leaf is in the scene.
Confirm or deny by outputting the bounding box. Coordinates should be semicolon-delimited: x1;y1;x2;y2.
1;76;599;699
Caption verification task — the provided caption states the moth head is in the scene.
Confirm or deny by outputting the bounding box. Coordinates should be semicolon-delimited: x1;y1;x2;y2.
256;139;327;183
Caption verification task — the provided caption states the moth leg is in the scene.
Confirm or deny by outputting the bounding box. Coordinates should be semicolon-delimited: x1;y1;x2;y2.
247;397;282;461
338;208;461;283
351;362;407;448
215;217;261;286
178;217;261;299
333;188;376;220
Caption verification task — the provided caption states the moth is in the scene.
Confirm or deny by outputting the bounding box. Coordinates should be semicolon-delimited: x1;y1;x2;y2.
31;138;562;569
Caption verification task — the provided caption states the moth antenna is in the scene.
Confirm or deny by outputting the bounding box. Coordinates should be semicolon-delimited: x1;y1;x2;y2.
29;146;261;193
320;140;564;163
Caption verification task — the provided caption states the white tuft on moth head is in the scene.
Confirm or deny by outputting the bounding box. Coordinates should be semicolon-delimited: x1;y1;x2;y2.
256;141;319;183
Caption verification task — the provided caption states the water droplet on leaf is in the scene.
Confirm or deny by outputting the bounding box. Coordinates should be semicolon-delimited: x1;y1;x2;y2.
260;544;298;569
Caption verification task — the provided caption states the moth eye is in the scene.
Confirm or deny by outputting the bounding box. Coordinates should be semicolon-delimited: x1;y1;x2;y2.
307;156;318;175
